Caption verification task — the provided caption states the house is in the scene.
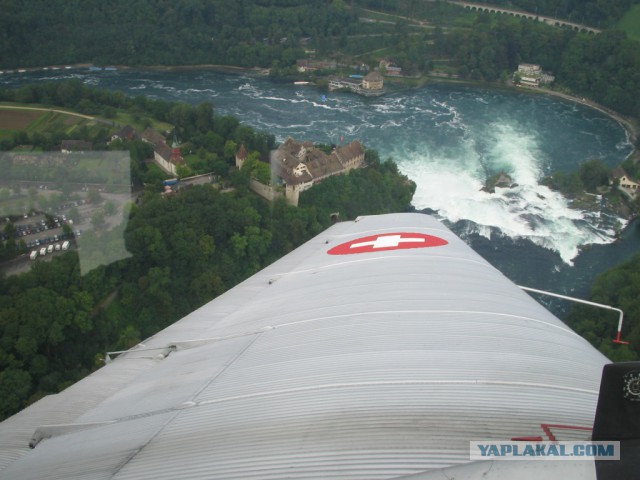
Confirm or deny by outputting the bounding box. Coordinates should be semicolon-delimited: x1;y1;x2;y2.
141;128;185;176
515;63;554;87
296;59;337;72
379;59;403;76
362;71;384;91
110;125;138;143
519;76;540;87
141;127;167;146
235;144;249;169
612;168;640;199
518;63;542;76
235;138;366;205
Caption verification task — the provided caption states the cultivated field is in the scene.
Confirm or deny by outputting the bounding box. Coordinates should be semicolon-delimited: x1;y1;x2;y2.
0;109;44;130
0;106;89;140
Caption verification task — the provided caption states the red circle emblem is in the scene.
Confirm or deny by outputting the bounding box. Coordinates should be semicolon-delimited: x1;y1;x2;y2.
327;232;448;255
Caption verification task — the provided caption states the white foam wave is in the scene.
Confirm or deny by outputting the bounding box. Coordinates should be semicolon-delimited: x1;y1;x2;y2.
37;74;77;81
255;94;350;112
184;88;219;96
396;122;622;264
152;83;177;93
381;119;403;129
373;98;406;114
431;100;468;135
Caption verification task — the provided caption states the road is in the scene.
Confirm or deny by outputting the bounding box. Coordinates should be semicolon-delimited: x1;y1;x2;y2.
0;104;114;126
0;104;95;120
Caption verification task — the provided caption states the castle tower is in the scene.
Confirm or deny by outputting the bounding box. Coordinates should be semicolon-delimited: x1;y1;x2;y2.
235;144;248;169
171;134;183;164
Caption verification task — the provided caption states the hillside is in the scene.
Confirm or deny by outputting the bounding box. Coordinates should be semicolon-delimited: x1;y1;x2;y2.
3;1;640;120
0;0;357;69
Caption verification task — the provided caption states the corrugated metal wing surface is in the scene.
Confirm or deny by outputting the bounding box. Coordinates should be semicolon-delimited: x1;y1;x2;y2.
0;359;157;473
0;214;608;479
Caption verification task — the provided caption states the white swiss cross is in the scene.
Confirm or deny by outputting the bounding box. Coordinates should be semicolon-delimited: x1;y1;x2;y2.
327;232;448;255
350;234;426;250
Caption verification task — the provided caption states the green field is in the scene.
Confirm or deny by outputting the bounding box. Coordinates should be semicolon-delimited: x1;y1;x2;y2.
113;111;173;134
1;104;173;145
617;4;640;41
0;106;89;140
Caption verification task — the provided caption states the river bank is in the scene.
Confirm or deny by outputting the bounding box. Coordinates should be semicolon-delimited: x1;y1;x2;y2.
410;73;640;151
517;85;639;146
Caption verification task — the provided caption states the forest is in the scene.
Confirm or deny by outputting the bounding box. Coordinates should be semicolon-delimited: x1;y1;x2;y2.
0;0;357;69
0;82;416;420
425;14;640;119
3;1;640;120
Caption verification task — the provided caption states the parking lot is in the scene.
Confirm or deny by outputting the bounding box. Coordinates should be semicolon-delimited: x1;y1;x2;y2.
1;184;135;276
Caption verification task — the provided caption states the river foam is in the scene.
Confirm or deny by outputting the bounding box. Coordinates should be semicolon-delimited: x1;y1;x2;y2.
398;118;625;264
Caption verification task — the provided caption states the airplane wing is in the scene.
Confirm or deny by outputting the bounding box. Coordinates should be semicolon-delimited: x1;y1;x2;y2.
0;213;621;479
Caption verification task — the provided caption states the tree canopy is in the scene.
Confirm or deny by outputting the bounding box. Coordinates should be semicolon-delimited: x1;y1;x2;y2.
565;253;640;361
0;0;357;69
471;0;635;28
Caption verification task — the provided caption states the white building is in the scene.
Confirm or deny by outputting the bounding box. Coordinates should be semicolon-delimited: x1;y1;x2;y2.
515;63;554;87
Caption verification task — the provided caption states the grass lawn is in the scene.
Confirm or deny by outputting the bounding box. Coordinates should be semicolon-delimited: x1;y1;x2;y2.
617;4;640;41
113;111;173;134
1;104;174;146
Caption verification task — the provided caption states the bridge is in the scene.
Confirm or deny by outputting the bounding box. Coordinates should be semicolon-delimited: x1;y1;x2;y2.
448;1;601;34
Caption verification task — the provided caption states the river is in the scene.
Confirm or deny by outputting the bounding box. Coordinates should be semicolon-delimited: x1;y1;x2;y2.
2;68;638;312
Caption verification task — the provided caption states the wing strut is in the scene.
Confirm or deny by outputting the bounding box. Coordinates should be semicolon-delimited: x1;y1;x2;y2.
518;285;629;345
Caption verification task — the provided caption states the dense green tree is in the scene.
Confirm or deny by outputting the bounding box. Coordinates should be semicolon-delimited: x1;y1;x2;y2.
566;254;640;361
0;0;359;69
558;31;640;118
299;151;415;220
543;159;613;196
579;159;610;192
0;369;32;419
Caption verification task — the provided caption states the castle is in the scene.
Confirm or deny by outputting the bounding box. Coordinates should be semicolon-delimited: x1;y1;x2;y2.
236;138;366;206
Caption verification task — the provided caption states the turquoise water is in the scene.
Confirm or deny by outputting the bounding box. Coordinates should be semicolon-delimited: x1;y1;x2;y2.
2;68;637;301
